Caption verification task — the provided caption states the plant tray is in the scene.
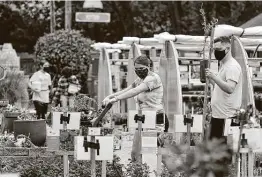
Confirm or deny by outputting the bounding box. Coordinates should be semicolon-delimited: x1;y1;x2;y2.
4;112;21;118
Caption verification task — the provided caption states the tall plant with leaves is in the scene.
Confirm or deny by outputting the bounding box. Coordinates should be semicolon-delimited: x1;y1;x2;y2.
35;29;94;92
199;4;218;141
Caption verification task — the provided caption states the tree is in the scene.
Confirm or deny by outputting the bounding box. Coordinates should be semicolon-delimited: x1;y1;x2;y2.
34;29;93;93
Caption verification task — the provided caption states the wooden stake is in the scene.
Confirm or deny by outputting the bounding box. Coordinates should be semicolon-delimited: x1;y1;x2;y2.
102;160;107;177
203;26;215;142
90;136;96;177
63;111;69;177
248;149;254;177
137;109;143;163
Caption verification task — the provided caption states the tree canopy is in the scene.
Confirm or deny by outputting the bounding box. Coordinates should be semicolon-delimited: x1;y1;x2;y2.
1;1;262;53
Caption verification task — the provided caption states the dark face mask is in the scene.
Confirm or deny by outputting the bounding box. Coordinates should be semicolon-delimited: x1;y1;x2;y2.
214;49;227;61
135;68;148;79
43;67;50;73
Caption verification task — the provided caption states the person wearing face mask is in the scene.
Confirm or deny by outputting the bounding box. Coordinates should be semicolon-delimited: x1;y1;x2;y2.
28;60;52;119
52;66;80;108
103;55;169;132
205;36;242;177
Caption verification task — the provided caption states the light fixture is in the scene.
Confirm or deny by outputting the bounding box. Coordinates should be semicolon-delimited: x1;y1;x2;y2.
83;0;103;9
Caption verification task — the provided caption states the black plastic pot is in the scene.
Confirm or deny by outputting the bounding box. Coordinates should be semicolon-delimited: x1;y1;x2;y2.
13;119;46;146
255;99;262;112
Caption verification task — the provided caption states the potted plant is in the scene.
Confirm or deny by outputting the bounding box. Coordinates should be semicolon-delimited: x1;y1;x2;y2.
13;112;46;147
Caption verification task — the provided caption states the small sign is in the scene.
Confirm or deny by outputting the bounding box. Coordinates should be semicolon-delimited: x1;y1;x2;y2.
88;127;101;136
75;136;114;161
75;12;110;23
128;110;157;129
174;114;203;133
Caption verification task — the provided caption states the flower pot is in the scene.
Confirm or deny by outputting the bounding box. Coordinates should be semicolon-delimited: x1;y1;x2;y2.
13;119;46;146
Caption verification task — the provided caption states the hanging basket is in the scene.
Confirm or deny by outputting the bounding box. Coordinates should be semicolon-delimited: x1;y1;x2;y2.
13;119;46;146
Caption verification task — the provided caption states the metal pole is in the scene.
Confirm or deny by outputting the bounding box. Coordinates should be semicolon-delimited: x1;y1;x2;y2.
50;0;56;33
65;0;72;30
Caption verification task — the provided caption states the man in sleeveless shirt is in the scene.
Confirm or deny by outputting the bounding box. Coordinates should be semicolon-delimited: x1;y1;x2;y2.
206;36;242;177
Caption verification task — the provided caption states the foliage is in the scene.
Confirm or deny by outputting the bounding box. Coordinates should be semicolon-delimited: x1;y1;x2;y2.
0;70;28;104
124;160;150;177
34;29;94;92
0;154;124;177
35;29;93;74
160;138;232;177
1;1;262;53
112;113;128;125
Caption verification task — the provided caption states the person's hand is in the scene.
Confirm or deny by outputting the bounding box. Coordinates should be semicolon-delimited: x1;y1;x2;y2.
205;68;217;80
32;88;41;93
102;96;110;106
104;97;118;106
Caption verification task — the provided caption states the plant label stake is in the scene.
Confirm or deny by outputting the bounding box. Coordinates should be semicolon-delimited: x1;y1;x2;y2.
89;103;113;177
132;108;145;163
60;111;70;177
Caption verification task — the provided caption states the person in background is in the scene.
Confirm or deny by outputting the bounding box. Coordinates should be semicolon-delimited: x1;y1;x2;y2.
28;60;52;119
52;66;80;108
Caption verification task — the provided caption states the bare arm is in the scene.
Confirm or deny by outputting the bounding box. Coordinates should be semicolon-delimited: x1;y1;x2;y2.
116;83;148;100
212;77;237;94
107;84;134;99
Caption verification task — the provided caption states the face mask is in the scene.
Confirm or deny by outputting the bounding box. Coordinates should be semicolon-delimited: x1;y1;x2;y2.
43;67;50;73
135;68;148;79
214;49;227;61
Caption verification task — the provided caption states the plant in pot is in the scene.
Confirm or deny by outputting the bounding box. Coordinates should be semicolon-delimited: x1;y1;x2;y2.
13;112;46;147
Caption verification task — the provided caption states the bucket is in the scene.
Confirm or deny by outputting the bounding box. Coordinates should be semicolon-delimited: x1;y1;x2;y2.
13;119;46;146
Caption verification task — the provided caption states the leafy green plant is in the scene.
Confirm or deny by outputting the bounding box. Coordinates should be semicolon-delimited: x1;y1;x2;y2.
124;160;150;177
0;154;124;177
34;29;94;93
161;138;232;177
0;70;28;104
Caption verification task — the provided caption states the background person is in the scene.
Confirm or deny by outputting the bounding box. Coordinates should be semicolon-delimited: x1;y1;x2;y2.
52;66;80;108
28;60;52;119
